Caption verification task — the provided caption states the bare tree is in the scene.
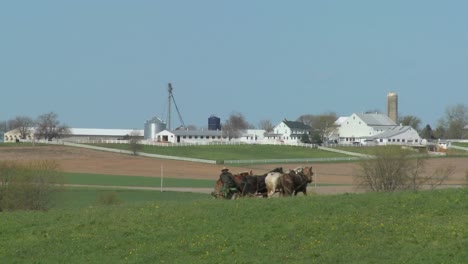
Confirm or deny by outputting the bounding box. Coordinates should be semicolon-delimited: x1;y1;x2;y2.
258;119;274;132
128;130;143;155
314;113;337;142
35;112;71;141
296;114;316;127
297;112;337;142
10;116;35;139
398;115;421;131
437;104;468;139
355;147;454;192
222;112;249;139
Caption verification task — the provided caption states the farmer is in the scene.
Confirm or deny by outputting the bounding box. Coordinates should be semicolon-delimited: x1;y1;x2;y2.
219;167;237;198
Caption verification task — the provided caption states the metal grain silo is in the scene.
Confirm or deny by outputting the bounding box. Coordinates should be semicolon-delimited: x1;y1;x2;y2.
144;116;166;140
208;115;221;130
387;92;398;124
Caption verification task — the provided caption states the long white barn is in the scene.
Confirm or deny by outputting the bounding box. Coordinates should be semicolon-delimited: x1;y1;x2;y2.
337;113;423;145
154;129;266;144
3;128;143;143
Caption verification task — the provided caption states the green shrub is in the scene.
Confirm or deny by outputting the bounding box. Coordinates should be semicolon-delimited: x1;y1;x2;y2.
0;160;64;211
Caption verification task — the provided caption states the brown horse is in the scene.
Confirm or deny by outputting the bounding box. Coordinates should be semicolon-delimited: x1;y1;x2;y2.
239;167;284;197
280;166;314;196
211;171;252;199
211;168;283;199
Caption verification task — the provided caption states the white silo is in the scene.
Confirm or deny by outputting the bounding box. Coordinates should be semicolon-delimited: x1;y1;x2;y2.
387;92;398;124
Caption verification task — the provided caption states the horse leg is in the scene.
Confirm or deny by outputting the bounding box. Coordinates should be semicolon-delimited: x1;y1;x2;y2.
266;182;275;198
267;188;275;198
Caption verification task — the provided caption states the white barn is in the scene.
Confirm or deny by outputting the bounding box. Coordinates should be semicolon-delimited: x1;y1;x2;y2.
154;129;223;143
153;129;266;144
3;128;144;143
337;113;422;145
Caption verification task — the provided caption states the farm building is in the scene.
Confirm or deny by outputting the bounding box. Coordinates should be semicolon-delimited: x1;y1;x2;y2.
2;128;144;143
336;113;422;145
153;129;266;144
64;128;144;142
3;128;35;142
265;119;311;144
154;129;223;143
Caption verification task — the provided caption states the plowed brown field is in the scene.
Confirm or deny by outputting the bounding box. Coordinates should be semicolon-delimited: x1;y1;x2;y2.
1;145;466;194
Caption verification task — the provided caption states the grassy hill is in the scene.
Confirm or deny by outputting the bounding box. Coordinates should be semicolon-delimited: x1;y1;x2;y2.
1;188;466;263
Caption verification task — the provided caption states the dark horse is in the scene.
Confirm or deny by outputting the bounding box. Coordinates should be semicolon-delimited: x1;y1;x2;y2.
240;167;283;197
280;166;314;196
211;167;283;199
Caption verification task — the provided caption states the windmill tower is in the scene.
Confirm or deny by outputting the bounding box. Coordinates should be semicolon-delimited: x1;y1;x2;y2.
166;83;185;130
387;92;398;124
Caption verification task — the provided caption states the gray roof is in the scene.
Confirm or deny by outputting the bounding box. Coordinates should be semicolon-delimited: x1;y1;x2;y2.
284;120;311;130
70;128;144;136
170;130;223;136
367;126;413;139
356;113;396;126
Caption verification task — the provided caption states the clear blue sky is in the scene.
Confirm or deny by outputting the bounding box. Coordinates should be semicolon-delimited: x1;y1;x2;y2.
1;1;467;129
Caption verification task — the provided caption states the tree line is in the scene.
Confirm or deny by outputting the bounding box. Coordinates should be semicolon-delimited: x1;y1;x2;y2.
0;112;70;141
1;103;467;142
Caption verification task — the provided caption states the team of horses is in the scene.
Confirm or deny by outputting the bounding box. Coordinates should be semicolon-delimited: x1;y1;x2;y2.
211;166;314;199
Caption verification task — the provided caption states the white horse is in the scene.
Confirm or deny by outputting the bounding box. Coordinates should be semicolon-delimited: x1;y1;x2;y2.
265;167;304;198
265;172;282;197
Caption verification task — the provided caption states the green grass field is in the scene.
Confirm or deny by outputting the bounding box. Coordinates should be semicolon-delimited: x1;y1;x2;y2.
0;142;48;147
91;143;351;160
53;188;211;209
63;172;216;188
453;142;468;148
1;188;466;263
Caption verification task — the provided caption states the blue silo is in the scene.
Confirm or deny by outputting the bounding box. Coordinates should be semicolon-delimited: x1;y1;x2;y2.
208;115;221;130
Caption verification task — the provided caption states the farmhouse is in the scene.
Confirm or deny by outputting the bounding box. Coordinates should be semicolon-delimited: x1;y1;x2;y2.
336;113;422;145
3;128;35;142
265;119;311;144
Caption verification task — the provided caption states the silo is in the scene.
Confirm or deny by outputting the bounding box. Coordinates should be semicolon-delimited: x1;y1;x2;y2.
208;115;221;130
387;92;398;124
144;117;167;140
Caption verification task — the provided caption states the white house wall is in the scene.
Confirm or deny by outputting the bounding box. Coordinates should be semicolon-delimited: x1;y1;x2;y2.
271;122;308;143
274;122;291;136
339;114;375;142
